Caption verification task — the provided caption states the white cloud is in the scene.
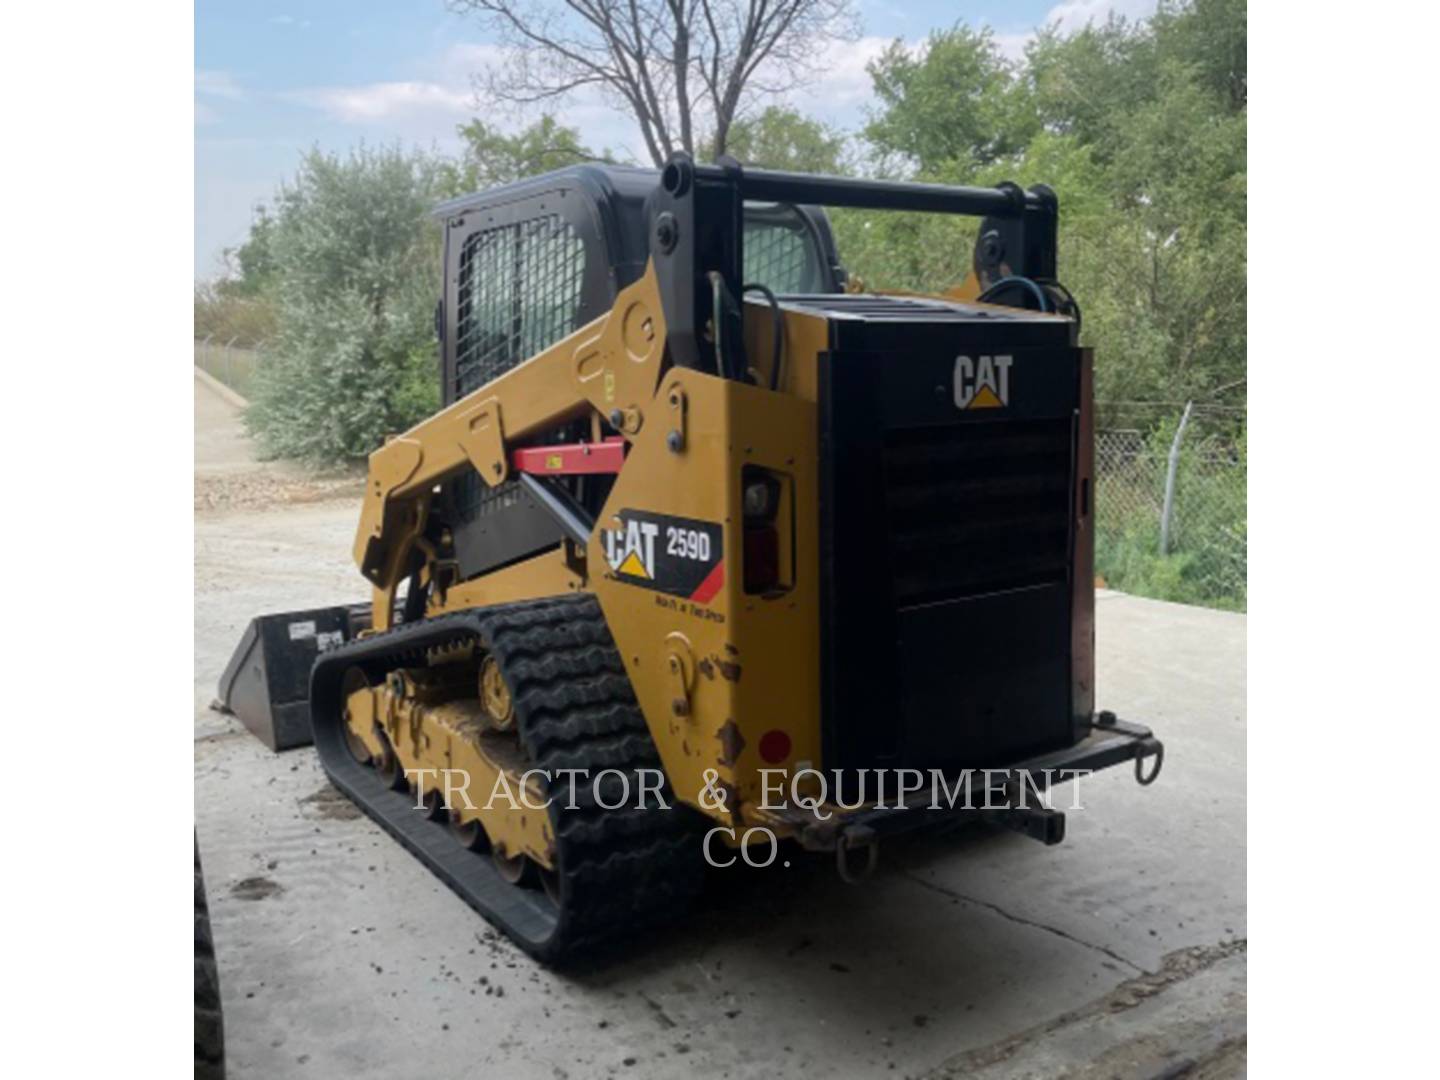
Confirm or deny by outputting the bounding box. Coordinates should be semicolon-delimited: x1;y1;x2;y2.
779;5;1157;127
196;69;243;100
280;3;1162;151
196;70;243;128
294;81;474;123
288;42;650;160
288;44;505;126
1043;0;1159;34
439;42;509;75
295;36;898;152
993;2;1161;64
772;35;908;130
993;31;1033;62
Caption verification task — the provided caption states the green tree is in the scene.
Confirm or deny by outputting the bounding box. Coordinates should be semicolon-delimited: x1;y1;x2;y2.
441;115;601;195
1097;61;1246;402
864;26;1037;177
244;145;444;465
220;206;279;297
847;1;1246;407
1026;16;1157;163
1153;0;1247;112
726;106;850;173
1024;3;1246;405
834;25;1041;298
194;206;281;345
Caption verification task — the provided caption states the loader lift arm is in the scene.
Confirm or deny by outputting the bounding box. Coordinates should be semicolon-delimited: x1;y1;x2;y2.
354;266;671;629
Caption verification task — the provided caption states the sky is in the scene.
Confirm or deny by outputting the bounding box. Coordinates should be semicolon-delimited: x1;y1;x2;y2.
195;0;1158;279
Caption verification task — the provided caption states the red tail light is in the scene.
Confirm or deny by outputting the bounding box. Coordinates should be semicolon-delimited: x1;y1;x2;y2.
743;525;780;593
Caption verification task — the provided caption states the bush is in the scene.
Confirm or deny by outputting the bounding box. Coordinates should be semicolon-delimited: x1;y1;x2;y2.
244;146;443;465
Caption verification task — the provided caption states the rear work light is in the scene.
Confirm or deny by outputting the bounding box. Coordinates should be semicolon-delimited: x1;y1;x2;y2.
741;466;791;595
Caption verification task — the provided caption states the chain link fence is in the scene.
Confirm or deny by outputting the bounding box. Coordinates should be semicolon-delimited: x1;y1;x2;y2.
195;337;261;400
1094;404;1247;611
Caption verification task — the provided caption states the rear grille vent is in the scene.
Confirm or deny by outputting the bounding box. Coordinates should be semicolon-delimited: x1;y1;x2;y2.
881;418;1073;605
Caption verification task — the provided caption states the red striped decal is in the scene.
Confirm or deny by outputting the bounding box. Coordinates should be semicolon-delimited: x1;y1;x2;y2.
688;558;725;605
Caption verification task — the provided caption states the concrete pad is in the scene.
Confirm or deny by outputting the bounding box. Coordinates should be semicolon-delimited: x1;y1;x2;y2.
195;493;1245;1079
194;385;1245;1080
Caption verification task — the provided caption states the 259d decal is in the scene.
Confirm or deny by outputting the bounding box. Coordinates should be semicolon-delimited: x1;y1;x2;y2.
602;509;725;605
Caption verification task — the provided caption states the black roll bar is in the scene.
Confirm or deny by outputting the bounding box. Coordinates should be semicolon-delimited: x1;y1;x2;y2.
649;153;1060;377
691;162;1044;219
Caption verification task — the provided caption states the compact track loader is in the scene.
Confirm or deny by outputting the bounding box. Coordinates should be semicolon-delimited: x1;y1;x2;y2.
220;155;1164;962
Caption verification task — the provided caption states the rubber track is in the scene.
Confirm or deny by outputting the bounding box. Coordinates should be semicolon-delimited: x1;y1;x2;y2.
194;840;225;1079
309;594;704;964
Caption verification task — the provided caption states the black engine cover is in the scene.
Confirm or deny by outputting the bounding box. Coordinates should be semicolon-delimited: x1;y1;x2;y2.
815;300;1082;771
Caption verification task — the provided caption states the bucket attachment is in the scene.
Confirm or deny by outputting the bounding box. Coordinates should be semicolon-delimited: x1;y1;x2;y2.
216;604;371;751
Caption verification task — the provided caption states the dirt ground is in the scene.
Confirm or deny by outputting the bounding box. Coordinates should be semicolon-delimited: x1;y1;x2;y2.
194;371;364;513
194;375;1246;1079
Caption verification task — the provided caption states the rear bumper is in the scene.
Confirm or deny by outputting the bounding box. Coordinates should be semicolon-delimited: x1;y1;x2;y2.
757;713;1162;853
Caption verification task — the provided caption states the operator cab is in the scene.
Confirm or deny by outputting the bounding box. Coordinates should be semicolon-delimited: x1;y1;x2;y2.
431;164;843;407
430;165;843;582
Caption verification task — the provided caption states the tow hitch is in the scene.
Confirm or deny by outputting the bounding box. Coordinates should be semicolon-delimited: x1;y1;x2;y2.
781;713;1164;866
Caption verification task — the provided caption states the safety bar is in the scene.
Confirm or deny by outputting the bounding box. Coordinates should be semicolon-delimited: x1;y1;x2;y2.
662;157;1052;219
738;166;1048;218
650;152;1060;377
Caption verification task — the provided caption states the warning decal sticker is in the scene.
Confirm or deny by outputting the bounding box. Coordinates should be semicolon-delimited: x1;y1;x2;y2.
601;509;725;604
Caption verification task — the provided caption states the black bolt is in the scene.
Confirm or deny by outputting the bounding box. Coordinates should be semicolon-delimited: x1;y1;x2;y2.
609;409;624;428
666;430;683;453
654;212;679;253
